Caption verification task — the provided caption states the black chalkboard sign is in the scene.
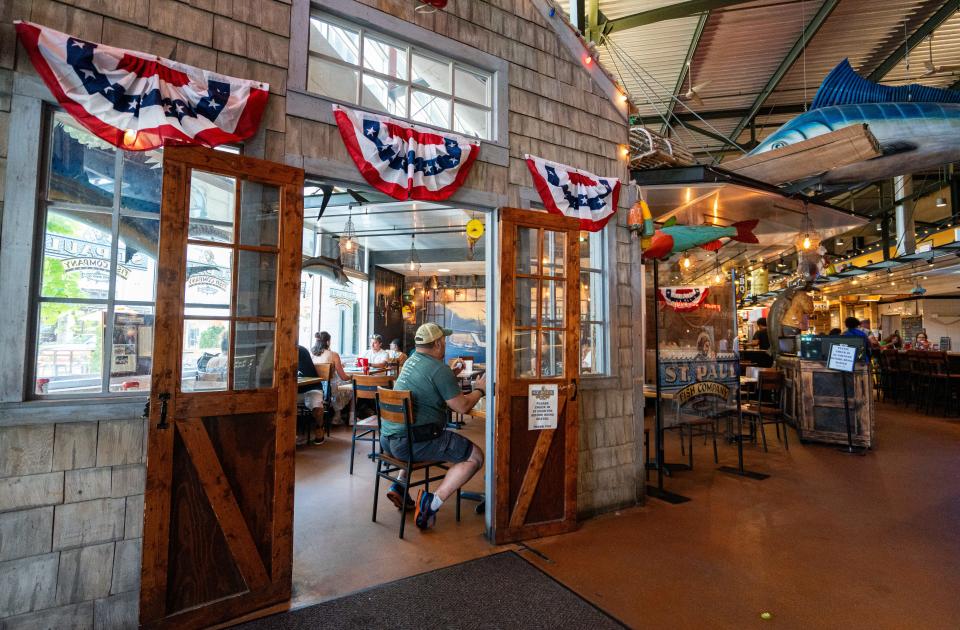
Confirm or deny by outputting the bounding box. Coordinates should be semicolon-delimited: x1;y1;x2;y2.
901;315;923;344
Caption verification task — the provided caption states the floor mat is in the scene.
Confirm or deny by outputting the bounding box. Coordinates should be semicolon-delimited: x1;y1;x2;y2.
234;551;626;629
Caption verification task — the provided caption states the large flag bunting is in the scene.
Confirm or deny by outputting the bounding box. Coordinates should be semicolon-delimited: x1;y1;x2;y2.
658;287;711;312
15;21;269;151
333;104;480;201
525;154;621;231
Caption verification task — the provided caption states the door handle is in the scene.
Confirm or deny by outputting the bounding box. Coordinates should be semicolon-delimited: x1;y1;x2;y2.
156;392;171;430
570;380;578;402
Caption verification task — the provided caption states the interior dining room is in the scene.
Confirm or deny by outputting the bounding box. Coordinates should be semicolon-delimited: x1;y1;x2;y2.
290;180;497;604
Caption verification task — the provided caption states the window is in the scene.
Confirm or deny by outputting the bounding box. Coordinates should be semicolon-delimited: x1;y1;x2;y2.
35;111;162;396
580;229;608;375
307;13;494;140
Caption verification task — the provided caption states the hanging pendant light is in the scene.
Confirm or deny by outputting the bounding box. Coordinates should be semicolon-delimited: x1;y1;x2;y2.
340;205;358;267
408;233;421;274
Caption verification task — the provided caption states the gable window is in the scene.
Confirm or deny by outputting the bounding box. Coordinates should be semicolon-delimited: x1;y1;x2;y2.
307;13;494;141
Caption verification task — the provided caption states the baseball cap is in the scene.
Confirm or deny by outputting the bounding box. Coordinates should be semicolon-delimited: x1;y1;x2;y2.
414;322;453;344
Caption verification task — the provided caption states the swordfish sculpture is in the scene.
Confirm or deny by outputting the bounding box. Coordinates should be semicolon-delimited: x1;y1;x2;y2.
749;59;960;188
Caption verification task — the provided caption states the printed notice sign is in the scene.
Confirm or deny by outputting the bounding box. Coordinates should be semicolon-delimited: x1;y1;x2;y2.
828;343;857;373
528;384;559;430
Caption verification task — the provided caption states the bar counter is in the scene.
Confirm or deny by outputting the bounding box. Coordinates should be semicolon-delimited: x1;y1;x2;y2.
778;355;875;448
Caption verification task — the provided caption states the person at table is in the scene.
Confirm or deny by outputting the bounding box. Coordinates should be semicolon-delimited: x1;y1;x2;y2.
297;345;325;445
362;334;390;368
381;323;486;528
842;317;871;361
914;331;931;350
828;327;842;336
312;331;352;425
388;338;408;366
883;331;903;349
748;317;770;350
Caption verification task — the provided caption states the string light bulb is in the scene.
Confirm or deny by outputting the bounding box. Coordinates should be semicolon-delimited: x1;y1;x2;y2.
802;235;812;250
682;254;691;269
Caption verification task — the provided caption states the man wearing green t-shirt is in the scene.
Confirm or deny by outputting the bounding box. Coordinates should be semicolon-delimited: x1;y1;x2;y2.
381;323;486;530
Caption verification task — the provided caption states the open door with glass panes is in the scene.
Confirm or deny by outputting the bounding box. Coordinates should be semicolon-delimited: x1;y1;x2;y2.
494;208;581;544
140;146;303;628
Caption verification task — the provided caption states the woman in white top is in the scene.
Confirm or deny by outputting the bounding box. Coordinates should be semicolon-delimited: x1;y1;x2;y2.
312;331;353;423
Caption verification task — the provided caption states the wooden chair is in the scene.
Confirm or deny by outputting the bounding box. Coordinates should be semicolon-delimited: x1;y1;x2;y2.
350;374;393;474
742;368;788;452
372;387;461;539
313;363;334;436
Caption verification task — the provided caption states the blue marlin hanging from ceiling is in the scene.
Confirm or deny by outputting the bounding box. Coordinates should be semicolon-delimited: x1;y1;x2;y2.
748;59;960;188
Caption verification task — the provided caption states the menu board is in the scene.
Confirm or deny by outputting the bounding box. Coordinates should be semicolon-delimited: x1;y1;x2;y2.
901;315;924;344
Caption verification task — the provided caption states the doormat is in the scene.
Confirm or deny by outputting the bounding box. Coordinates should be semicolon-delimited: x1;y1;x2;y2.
234;551;627;629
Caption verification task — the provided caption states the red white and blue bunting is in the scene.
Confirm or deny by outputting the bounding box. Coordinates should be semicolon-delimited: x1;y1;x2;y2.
14;21;269;151
658;287;711;312
333;104;481;201
525;154;621;232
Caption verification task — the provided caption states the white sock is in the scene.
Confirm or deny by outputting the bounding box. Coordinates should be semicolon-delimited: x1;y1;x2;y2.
430;494;443;511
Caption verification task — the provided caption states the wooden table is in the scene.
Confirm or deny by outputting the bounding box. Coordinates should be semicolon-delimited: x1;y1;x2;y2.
297;376;325;393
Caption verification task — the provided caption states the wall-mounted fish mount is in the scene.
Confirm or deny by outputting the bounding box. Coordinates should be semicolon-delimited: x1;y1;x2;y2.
302;255;351;285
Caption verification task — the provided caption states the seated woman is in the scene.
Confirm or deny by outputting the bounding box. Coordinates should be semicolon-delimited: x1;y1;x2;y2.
883;331;903;349
312;331;353;424
914;331;931;350
388;338;408;371
297;344;325;445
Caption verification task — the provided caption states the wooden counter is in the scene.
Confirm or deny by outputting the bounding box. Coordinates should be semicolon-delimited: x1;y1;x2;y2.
778;356;875;448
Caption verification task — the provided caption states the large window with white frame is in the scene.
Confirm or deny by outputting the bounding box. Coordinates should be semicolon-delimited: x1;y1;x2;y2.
33;110;163;396
307;12;495;141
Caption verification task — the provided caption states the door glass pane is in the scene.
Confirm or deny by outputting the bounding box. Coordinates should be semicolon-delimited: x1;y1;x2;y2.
541;279;564;327
41;208;113;300
307;57;359;103
309;17;360;63
543;231;566;277
182;319;230;391
185;244;232;316
189;171;235;243
410;90;451;128
121;148;163;214
515;277;538;327
239;181;279;247
541;330;564;377
236;251;277;318
36;303;106;395
453;102;489;140
412;53;451;93
109;306;154;392
514;329;537;378
234;322;275;390
116;215;159;302
454;67;489;105
363;36;408;80
362;75;408;117
517;227;539;275
47;112;116;208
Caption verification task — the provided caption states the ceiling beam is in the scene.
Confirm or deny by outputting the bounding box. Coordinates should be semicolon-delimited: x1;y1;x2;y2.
586;0;600;41
604;0;760;34
718;0;840;158
633;102;808;126
572;0;586;31
866;0;959;82
675;122;742;148
661;12;710;136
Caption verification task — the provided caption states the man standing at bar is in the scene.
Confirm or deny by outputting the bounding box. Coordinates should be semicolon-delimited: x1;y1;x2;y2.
381;323;486;530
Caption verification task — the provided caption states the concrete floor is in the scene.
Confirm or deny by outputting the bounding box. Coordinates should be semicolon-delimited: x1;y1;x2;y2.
292;417;494;608
287;403;960;629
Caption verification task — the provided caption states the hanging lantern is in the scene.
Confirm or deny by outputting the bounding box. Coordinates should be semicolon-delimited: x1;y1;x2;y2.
408;234;421;274
340;206;358;267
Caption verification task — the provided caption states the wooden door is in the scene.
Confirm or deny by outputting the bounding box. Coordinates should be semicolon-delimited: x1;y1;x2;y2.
494;207;581;544
140;146;304;628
